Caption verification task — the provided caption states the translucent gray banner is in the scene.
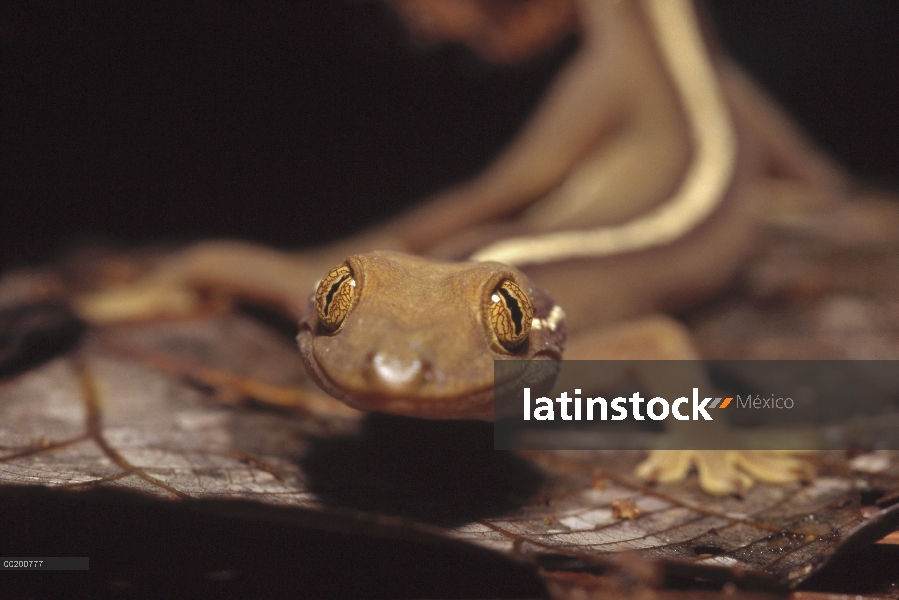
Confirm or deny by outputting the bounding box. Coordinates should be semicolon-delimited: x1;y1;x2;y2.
493;360;899;450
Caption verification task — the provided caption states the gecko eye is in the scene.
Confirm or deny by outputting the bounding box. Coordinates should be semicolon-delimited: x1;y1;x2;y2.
315;264;357;332
488;279;533;351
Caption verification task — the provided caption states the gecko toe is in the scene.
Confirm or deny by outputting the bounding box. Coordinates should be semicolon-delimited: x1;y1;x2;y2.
635;449;814;496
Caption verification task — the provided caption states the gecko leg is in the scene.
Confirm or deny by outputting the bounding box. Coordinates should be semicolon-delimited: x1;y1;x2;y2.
75;241;319;324
565;315;814;495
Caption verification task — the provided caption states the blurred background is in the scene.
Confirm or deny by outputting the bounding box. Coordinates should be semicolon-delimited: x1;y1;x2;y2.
2;0;898;272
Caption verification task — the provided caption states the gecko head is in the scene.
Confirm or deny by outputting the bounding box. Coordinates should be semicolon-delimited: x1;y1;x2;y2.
296;250;566;420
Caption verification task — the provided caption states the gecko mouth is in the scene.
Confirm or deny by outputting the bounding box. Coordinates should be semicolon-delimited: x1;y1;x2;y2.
297;324;561;421
325;356;560;422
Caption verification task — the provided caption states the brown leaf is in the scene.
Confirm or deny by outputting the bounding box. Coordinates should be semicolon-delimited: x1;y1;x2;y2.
1;305;898;590
4;218;899;593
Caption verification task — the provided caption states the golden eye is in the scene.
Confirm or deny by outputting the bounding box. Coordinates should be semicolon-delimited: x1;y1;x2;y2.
315;264;356;331
489;279;532;351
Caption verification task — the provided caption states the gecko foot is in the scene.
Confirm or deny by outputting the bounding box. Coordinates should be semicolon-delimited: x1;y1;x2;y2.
634;450;814;496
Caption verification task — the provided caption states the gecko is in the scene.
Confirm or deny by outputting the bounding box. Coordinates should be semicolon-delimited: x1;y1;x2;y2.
296;249;812;495
75;0;840;493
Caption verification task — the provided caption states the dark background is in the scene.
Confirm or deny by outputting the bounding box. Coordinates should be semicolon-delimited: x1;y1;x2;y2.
2;0;898;272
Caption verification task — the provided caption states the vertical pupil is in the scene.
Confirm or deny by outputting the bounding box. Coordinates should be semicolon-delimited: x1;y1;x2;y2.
323;274;349;315
497;286;523;335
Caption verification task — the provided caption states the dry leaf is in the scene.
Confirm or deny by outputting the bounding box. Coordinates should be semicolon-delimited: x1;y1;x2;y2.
4;206;899;593
1;304;898;591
